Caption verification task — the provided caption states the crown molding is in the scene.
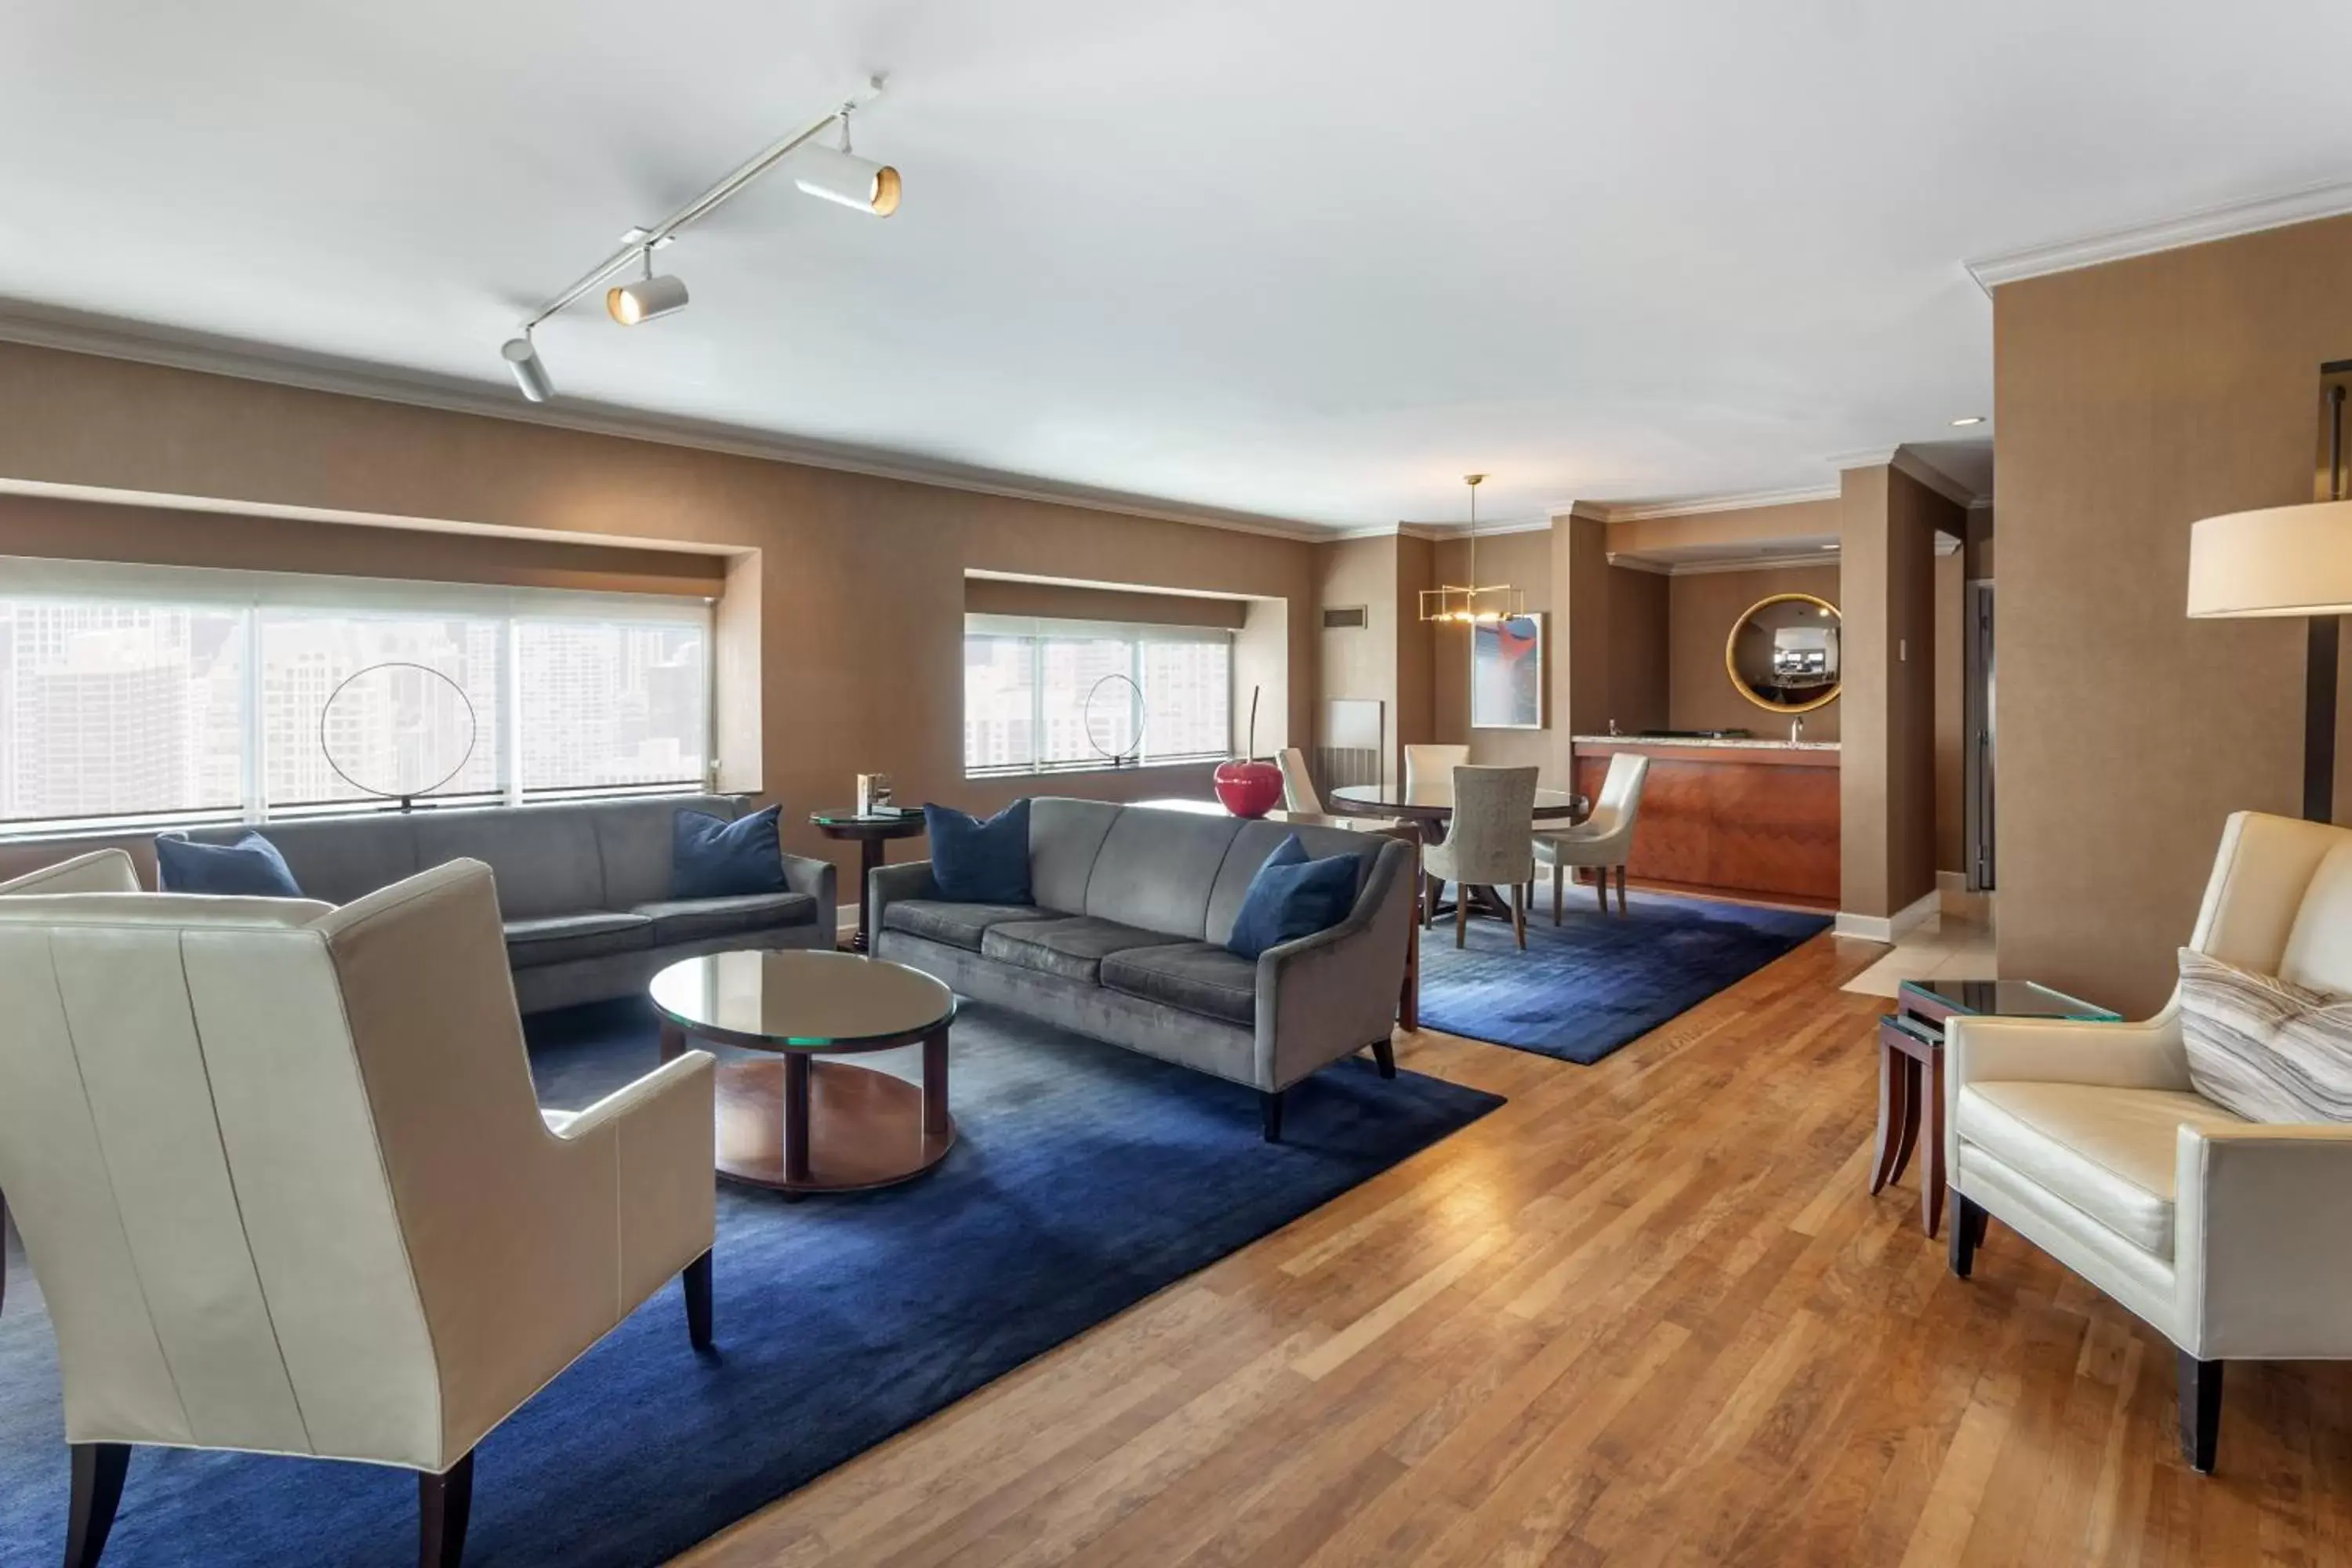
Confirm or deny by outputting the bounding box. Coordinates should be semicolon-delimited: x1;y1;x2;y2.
1822;447;1899;474
1964;178;2352;294
1575;484;1842;524
1328;517;1555;544
0;299;1336;544
1602;554;1671;575
1661;552;1843;578
1890;448;1977;510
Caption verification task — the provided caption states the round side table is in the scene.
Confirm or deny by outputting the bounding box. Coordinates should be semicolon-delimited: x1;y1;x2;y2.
811;810;928;952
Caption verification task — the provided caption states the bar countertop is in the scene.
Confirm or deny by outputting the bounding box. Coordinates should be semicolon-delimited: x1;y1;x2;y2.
1570;734;1841;753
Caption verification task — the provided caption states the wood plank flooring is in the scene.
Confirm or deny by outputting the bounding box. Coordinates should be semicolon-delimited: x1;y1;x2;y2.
673;933;2352;1566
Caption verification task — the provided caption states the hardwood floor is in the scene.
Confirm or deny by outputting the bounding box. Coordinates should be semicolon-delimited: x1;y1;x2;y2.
674;934;2352;1567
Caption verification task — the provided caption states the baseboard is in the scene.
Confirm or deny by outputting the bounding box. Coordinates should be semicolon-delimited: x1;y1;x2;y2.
1834;888;1940;945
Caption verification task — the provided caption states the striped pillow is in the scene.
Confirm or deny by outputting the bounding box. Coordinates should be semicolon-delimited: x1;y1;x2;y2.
2178;949;2352;1123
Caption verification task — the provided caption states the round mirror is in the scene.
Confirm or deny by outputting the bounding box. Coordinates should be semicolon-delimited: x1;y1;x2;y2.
1724;593;1842;713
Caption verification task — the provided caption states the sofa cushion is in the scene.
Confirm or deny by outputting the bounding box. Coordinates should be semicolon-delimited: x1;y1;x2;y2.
181;815;417;906
1100;942;1258;1027
1225;835;1360;959
671;804;790;899
155;831;305;898
1956;1080;2247;1257
596;793;742;908
1083;808;1243;940
926;800;1033;903
416;807;602;920
882;898;1040;953
504;911;655;967
631;892;818;945
2178;947;2352;1123
981;916;1185;984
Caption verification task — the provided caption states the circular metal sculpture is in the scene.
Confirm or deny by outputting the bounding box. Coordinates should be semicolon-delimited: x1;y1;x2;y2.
318;661;479;811
1081;673;1145;768
1726;592;1842;714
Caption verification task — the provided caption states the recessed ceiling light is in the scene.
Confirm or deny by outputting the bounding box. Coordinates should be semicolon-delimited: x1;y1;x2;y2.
1950;416;1986;427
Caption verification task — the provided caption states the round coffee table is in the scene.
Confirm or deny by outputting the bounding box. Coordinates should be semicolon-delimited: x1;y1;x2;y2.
649;949;957;1196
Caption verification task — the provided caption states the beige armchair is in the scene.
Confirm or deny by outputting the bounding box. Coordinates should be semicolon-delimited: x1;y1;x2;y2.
1534;753;1650;920
1277;746;1323;814
1947;811;2352;1475
0;858;716;1568
1423;764;1538;949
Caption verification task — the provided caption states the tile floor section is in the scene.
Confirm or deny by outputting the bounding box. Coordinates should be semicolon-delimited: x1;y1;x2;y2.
1839;905;1996;998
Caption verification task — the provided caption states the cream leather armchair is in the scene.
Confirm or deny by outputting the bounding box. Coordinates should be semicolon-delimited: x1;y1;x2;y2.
0;858;717;1568
1946;811;2352;1475
1534;752;1649;920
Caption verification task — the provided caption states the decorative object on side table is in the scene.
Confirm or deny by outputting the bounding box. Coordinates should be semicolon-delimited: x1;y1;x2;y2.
812;804;928;952
855;771;894;815
1214;684;1284;818
1871;977;2118;1236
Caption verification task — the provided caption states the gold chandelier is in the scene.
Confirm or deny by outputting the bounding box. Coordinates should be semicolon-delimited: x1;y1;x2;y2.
1417;473;1526;623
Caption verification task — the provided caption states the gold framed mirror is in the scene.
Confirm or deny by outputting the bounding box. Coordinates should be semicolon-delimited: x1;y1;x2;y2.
1725;592;1842;714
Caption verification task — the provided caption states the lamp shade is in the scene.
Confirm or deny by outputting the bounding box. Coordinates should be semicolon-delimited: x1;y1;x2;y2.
2187;500;2352;618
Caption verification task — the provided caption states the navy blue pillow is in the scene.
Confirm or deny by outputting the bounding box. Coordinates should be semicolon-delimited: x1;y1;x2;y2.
154;832;304;898
924;799;1032;904
672;805;790;899
1226;834;1360;960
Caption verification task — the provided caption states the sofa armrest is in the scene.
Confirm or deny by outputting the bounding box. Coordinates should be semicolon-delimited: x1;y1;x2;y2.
2176;1121;2352;1359
781;851;837;928
1253;840;1413;1091
866;859;941;940
550;1051;717;1311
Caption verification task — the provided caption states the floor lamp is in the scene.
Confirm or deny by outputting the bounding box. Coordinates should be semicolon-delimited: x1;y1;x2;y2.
2187;387;2352;822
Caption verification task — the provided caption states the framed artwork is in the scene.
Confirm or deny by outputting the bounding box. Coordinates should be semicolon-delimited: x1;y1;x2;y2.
1471;612;1544;730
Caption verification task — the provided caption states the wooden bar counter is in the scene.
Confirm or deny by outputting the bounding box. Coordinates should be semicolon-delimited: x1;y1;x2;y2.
1570;737;1839;905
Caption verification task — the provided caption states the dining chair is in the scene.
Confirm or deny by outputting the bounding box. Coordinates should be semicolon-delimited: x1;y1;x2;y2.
1534;753;1650;920
1403;744;1469;793
1277;746;1324;813
1423;765;1540;949
0;858;717;1568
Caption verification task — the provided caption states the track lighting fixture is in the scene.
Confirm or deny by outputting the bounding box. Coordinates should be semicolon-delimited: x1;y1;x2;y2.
498;75;898;399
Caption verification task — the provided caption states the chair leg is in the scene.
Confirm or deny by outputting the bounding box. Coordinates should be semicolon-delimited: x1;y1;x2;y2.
419;1452;475;1568
2178;1353;2223;1475
1454;888;1468;948
684;1250;713;1352
1614;865;1628;915
1948;1193;1984;1279
65;1443;129;1568
1552;864;1563;925
1593;869;1608;914
1370;1037;1397;1079
1260;1089;1284;1143
1511;881;1526;950
1423;874;1439;930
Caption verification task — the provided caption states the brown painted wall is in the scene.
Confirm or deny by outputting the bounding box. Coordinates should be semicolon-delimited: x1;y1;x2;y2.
1604;564;1670;733
1667;564;1843;739
1604;498;1843;559
961;577;1248;629
0;342;1320;892
1394;533;1436;760
1314;535;1400;783
1996;214;2352;1014
1885;467;1954;912
1934;546;1965;874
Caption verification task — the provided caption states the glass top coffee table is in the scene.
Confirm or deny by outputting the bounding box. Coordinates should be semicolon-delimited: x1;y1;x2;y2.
650;949;957;1196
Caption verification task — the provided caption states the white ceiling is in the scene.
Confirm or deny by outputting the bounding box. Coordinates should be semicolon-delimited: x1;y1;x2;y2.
3;1;2350;535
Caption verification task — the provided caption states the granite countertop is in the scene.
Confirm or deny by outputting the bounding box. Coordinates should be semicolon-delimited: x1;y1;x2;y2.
1570;734;1842;752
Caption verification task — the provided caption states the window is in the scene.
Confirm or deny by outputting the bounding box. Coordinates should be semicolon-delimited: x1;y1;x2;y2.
964;615;1231;776
0;568;710;837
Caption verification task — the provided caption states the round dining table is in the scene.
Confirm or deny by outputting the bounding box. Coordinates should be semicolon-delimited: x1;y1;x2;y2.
1329;779;1590;936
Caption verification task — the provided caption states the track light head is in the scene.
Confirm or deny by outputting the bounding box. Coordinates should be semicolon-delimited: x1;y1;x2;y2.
606;272;690;325
501;335;552;402
793;143;901;216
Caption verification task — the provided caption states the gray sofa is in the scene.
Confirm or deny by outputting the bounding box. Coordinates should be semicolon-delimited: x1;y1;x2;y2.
182;794;836;1012
869;799;1414;1139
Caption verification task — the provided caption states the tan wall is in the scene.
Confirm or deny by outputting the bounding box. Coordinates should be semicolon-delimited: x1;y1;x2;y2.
1605;498;1843;559
1996;214;2352;1014
0;342;1320;891
1604;564;1670;733
1313;535;1401;782
1934;547;1965;873
961;577;1249;629
1885;467;1954;910
1394;533;1436;759
1667;564;1843;739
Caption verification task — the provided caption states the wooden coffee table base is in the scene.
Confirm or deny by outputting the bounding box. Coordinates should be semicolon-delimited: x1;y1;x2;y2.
712;1048;954;1195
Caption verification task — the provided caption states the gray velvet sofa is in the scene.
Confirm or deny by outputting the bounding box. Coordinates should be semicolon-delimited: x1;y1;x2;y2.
868;799;1414;1139
182;794;836;1012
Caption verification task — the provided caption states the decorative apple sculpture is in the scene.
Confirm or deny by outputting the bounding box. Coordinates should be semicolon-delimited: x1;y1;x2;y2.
1215;686;1286;818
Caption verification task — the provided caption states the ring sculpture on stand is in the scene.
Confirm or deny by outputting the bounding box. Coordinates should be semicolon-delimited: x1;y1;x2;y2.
319;661;480;811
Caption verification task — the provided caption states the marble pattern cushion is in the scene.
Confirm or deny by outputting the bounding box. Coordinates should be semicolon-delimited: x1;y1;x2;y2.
2178;947;2352;1123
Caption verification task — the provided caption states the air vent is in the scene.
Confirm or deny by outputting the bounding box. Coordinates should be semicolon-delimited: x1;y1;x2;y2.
1322;605;1369;630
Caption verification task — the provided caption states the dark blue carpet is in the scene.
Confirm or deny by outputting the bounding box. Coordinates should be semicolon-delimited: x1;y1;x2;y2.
0;998;1499;1567
1417;887;1831;1064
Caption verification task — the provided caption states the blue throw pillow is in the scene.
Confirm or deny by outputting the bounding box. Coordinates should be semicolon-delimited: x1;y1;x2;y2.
924;800;1032;903
1226;834;1360;960
154;831;304;898
672;804;790;899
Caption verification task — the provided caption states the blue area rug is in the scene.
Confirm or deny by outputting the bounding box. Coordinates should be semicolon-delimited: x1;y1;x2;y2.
0;998;1499;1567
1417;887;1831;1064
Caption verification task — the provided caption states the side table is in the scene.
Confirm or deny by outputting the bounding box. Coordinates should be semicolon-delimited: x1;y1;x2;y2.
1871;977;2118;1237
811;810;928;953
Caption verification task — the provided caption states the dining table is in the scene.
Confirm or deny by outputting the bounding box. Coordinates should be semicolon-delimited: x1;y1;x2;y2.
1328;779;1590;932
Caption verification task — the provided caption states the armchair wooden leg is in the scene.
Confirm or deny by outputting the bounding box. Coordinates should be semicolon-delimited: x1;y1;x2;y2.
1510;881;1526;950
1552;864;1563;924
2179;1354;2223;1474
419;1452;475;1568
684;1250;713;1352
65;1443;129;1568
1593;869;1608;915
1423;874;1439;930
1454;889;1468;949
1948;1193;1984;1278
1614;865;1628;915
1260;1089;1284;1143
1370;1037;1397;1079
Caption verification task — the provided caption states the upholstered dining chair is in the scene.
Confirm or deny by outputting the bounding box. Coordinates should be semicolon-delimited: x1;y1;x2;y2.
1423;765;1539;949
1946;811;2352;1475
0;858;717;1568
1534;753;1650;920
1403;743;1470;794
1277;746;1323;813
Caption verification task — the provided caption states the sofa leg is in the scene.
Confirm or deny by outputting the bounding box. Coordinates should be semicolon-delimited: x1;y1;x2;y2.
1260;1090;1284;1143
684;1250;713;1352
1370;1038;1397;1079
2179;1354;2223;1474
1948;1193;1983;1279
66;1443;129;1568
419;1451;475;1568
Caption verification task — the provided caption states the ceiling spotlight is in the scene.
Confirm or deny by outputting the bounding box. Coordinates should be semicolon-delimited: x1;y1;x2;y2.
794;106;900;216
1950;415;1985;427
607;256;690;325
501;334;552;402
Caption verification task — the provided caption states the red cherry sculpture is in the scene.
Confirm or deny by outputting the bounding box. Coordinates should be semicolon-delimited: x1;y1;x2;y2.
1214;758;1284;818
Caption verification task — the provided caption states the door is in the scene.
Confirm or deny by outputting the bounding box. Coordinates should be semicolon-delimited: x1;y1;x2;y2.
1965;581;1995;891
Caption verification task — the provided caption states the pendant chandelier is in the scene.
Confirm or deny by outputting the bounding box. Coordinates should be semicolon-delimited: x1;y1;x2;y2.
1417;473;1527;623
